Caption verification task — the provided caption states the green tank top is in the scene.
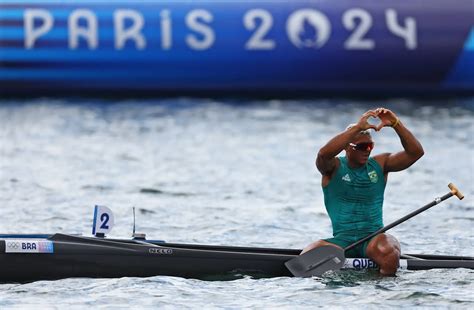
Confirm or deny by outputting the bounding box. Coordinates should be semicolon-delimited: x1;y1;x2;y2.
322;156;385;240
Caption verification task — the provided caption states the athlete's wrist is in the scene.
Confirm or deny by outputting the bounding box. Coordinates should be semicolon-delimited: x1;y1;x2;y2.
391;117;400;128
351;123;366;132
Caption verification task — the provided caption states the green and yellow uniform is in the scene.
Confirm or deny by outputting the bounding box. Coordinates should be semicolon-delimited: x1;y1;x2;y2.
323;156;385;257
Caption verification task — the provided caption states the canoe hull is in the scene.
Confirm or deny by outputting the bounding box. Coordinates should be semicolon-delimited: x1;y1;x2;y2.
1;234;473;282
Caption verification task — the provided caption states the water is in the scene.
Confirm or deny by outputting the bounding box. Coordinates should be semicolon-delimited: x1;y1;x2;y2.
0;98;473;308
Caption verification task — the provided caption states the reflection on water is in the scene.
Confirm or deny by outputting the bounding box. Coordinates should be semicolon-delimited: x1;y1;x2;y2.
321;270;384;288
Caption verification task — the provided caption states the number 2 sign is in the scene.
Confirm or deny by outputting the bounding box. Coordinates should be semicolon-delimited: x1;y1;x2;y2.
92;205;115;236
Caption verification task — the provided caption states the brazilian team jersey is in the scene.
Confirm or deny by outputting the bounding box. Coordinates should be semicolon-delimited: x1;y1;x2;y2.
323;156;386;242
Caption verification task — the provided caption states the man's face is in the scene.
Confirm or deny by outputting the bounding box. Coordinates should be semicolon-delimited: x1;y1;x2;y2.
346;134;374;166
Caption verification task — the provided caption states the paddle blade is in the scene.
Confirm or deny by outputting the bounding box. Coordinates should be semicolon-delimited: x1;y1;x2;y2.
285;245;345;277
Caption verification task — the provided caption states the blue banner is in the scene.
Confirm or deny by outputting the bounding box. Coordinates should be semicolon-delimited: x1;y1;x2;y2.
0;0;472;95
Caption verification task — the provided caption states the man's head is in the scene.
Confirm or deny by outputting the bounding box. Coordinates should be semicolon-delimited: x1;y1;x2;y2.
345;124;374;166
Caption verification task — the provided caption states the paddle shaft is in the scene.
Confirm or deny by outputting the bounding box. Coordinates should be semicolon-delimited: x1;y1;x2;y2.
345;192;454;252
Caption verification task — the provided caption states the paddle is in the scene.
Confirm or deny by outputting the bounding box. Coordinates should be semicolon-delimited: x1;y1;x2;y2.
285;183;464;277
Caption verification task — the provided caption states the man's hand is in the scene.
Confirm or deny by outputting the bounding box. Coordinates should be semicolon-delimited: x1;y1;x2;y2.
373;108;399;131
356;110;379;131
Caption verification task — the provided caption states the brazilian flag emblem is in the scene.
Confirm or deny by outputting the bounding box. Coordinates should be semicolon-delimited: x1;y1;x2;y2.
368;170;378;183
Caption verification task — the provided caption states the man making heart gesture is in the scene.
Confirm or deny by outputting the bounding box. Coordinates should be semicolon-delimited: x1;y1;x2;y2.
302;107;424;275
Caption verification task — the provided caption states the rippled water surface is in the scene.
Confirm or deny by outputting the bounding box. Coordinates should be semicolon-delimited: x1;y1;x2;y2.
0;98;473;309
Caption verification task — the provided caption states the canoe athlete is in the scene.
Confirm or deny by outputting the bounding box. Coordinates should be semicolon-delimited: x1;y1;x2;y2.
302;108;424;275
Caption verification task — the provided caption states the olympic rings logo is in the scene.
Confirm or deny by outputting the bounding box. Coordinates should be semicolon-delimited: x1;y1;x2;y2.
7;242;20;249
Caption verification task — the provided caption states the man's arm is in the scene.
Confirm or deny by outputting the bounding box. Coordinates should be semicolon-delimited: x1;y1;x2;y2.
316;110;377;176
373;108;424;172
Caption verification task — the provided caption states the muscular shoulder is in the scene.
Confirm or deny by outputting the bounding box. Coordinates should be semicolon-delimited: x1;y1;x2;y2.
321;157;341;187
373;153;390;173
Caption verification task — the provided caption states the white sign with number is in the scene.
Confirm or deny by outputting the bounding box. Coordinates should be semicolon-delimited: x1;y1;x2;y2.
92;205;114;235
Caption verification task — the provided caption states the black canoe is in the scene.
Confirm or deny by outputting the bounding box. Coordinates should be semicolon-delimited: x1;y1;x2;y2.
1;234;473;282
